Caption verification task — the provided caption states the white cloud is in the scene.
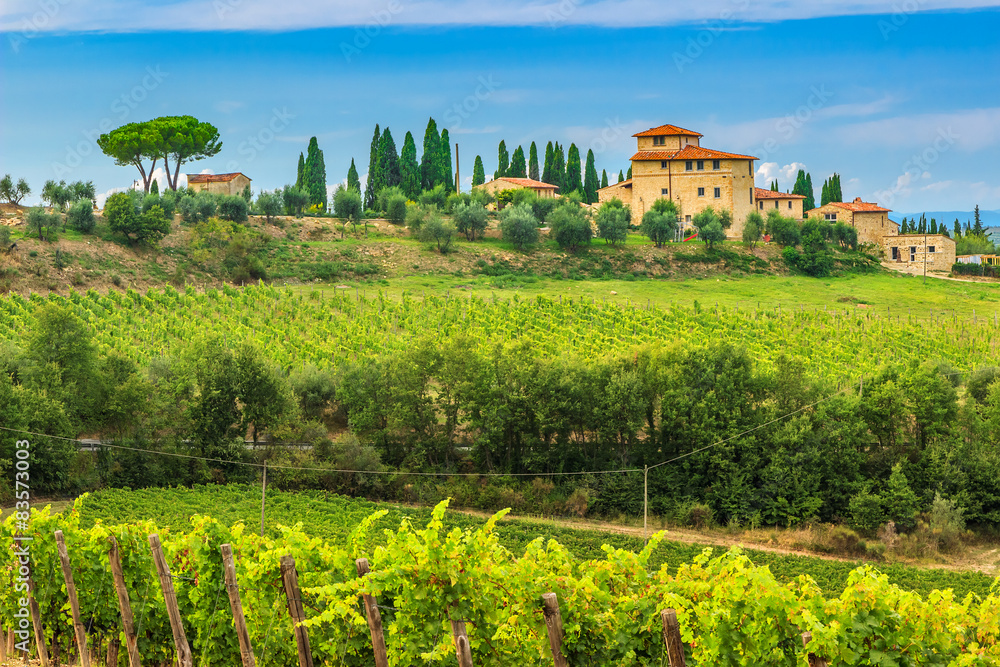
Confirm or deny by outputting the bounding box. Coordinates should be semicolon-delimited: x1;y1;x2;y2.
755;161;806;189
6;0;1000;32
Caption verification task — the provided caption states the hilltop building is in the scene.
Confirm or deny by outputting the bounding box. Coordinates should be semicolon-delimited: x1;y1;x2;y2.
186;172;251;196
475;176;558;199
597;124;757;236
806;198;899;245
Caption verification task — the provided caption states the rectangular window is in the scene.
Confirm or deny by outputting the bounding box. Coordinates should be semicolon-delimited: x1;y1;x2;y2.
653;136;666;146
891;247;899;260
697;160;704;170
928;246;936;253
661;188;669;195
759;201;764;209
788;201;792;209
698;187;705;197
685;161;693;171
685;215;692;223
910;246;917;261
775;202;779;209
713;160;720;170
824;213;838;221
714;187;721;198
661;160;668;169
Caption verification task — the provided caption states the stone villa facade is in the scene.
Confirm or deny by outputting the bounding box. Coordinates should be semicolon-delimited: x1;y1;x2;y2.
186;172;252;196
597;124;757;237
754;188;806;220
806;198;899;246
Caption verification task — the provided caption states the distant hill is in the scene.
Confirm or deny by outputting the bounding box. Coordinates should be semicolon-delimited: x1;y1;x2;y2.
895;209;1000;228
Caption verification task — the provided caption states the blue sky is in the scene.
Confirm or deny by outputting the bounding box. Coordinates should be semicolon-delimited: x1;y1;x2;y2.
2;1;999;215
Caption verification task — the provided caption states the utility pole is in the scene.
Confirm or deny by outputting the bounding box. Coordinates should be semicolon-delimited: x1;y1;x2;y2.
455;143;460;195
923;230;927;284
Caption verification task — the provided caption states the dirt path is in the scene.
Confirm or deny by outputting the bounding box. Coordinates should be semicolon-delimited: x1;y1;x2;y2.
397;503;1000;576
881;261;997;284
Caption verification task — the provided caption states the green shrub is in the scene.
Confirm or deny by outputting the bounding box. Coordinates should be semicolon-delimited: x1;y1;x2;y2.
217;195;249;223
67;199;95;233
499;203;539;250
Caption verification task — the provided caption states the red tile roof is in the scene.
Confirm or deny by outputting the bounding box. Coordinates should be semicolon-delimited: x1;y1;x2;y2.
812;197;891;213
633;124;703;138
598;178;632;190
630;144;758;162
187;172;249;184
754;187;806;200
492;177;558;190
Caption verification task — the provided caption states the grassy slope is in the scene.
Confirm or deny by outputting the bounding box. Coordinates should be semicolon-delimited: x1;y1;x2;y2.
75;485;997;600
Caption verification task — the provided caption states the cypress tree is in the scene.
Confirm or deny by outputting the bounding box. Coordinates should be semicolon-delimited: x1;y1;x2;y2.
495;140;509;180
626;165;632;180
953;219;962;237
509;145;527;178
347;159;361;193
821;180;830;206
900;218;908;234
833;173;843;202
771;179;779;192
400;131;420;199
918;213;927;234
930;218;938;235
296;152;305;189
542;141;554;184
420;117;441;191
974;204;983;235
583;148;599;204
375;127;401;194
440;129;454;192
618;170;624;183
804;173;815;211
551;143;566;191
601;169;609;189
565;144;583;196
528;142;540;181
364;125;380;210
472;155;485;186
303;137;327;211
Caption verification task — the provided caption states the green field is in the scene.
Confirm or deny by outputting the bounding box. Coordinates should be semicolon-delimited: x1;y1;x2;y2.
76;484;996;599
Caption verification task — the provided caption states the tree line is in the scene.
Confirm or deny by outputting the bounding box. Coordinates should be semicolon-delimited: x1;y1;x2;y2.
2;302;999;535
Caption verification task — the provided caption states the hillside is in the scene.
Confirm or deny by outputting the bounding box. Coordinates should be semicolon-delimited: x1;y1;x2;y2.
0;205;881;296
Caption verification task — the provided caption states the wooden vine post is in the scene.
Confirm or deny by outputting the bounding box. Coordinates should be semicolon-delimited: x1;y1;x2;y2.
354;559;388;667
541;593;568;667
280;555;314;667
27;578;50;667
108;536;142;667
54;530;90;667
148;534;193;667
220;544;256;667
801;632;829;667
660;608;686;667
451;619;473;667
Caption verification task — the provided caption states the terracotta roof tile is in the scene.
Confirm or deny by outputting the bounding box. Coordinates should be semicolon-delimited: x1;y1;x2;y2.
599;178;632;190
754;187;806;200
187;172;249;184
633;124;703;138
491;177;558;190
630;145;758;162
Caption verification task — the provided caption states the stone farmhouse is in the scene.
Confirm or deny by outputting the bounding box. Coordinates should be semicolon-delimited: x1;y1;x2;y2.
186;172;252;196
806;198;899;246
754;188;806;220
597;124;757;237
475;176;559;199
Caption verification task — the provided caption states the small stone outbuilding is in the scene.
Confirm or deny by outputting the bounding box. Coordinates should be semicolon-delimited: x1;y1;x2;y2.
753;188;806;220
882;234;956;271
806;197;898;245
476;177;558;199
186;172;252;196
